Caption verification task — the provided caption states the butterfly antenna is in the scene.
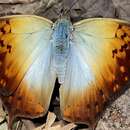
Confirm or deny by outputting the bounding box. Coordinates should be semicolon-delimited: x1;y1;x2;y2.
64;0;79;15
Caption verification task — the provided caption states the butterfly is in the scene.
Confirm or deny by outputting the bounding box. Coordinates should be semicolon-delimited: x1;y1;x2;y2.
0;13;130;130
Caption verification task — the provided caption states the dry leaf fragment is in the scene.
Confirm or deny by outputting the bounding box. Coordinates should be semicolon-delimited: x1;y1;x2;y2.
60;123;76;130
45;112;56;128
35;123;76;130
33;112;76;130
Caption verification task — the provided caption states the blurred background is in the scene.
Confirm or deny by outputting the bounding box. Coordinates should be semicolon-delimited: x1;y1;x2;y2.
0;0;130;21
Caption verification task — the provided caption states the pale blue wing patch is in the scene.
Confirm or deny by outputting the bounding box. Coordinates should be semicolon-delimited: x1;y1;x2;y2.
60;41;95;124
19;39;57;113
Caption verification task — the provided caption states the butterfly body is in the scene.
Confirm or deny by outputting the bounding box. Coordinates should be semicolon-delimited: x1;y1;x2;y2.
51;18;72;83
0;15;129;130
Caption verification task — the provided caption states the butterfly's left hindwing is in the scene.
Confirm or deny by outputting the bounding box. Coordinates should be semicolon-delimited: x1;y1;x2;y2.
60;18;130;129
0;15;56;129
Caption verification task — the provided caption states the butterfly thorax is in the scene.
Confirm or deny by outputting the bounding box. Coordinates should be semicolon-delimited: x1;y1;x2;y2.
51;18;73;84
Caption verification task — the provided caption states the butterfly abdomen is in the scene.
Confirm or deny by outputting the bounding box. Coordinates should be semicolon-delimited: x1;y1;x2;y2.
51;19;73;84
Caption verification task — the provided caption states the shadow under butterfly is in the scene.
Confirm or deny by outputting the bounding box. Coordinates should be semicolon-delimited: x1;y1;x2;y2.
0;2;130;130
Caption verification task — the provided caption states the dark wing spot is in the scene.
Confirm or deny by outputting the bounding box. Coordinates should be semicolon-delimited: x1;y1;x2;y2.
119;44;128;52
0;40;5;47
7;44;12;53
99;89;104;96
121;32;127;39
112;49;118;58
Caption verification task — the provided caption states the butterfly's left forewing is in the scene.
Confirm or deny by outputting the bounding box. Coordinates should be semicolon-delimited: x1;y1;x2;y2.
60;18;130;129
0;15;56;128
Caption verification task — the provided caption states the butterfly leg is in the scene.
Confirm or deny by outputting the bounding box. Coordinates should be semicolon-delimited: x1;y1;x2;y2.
7;114;15;130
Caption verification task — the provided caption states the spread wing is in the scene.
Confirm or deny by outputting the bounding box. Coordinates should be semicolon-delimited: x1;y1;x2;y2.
0;15;56;128
60;18;130;129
